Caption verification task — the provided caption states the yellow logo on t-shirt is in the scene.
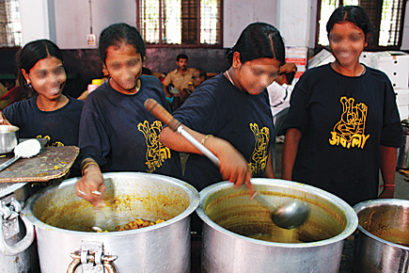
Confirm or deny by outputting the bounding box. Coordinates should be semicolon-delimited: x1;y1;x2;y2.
329;96;370;149
248;123;270;174
35;135;64;147
137;120;171;172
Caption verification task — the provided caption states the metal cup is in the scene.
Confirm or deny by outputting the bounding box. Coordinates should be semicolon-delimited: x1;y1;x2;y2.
0;125;19;154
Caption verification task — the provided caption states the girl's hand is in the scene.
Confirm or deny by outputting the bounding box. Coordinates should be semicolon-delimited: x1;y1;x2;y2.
212;139;254;195
75;162;105;207
0;112;11;125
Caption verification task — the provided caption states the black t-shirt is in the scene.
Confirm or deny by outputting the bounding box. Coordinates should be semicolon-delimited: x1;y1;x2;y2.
283;64;402;205
3;95;83;146
78;75;181;178
174;73;274;190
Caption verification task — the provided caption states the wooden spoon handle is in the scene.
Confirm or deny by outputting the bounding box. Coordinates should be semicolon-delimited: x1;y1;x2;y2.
144;98;181;131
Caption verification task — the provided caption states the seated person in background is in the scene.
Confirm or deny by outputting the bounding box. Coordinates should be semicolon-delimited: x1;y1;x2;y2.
0;39;84;176
186;69;207;94
0;79;33;110
162;53;197;109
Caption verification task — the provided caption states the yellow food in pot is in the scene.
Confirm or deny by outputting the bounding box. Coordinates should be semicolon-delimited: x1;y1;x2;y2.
95;218;165;232
118;218;165;231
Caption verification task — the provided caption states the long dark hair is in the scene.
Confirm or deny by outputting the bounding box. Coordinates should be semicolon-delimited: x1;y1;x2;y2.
99;23;146;63
16;39;64;89
326;6;372;37
227;22;285;65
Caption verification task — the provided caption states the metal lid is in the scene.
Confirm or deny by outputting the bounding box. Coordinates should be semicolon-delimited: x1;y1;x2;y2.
0;182;27;198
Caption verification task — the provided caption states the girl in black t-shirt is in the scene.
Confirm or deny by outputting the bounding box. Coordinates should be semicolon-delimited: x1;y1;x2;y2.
0;39;84;177
160;22;285;192
75;23;180;207
282;6;402;205
0;39;83;147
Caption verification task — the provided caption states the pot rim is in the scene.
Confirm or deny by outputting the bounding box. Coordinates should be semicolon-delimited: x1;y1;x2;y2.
0;125;19;133
22;172;200;236
354;198;409;250
196;178;358;248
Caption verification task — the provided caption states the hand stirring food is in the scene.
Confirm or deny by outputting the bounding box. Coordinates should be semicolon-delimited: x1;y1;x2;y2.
144;98;310;229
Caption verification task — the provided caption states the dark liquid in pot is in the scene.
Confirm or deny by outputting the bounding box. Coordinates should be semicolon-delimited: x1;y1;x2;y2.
224;223;333;243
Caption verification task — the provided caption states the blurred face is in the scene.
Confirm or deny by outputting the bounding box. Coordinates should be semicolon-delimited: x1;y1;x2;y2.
329;21;367;68
233;53;281;95
104;43;142;94
22;56;66;101
176;58;188;71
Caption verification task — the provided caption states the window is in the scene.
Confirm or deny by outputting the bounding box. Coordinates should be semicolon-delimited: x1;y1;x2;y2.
137;0;222;47
316;0;407;49
0;0;22;47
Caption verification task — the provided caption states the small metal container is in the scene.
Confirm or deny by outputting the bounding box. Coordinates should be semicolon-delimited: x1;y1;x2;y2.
353;199;409;273
0;125;19;154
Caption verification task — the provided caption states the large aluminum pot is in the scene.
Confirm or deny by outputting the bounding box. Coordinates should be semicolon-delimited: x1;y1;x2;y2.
22;172;199;273
0;125;19;154
353;199;409;273
197;179;358;273
0;182;38;273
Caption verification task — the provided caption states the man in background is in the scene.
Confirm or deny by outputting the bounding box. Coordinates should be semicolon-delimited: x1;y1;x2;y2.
163;53;197;110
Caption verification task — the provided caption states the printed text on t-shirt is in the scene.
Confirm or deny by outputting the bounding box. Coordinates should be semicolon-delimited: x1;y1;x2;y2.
329;96;370;149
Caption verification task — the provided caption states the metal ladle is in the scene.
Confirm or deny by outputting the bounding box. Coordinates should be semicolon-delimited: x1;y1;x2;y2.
144;98;310;229
0;139;42;172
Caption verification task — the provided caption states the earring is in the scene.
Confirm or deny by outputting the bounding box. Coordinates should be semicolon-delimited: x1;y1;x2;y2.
26;81;32;88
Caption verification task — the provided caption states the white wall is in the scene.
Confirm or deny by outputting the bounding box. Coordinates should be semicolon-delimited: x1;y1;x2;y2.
19;0;52;45
223;0;277;48
54;0;136;49
276;0;316;48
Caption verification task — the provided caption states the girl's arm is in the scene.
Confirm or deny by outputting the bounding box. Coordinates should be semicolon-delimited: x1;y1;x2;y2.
379;145;397;198
281;128;302;180
160;126;253;193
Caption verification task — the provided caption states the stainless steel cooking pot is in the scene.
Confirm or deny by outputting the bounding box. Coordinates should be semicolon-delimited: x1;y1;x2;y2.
0;182;38;273
353;199;409;273
22;172;199;273
196;179;358;273
0;125;19;154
